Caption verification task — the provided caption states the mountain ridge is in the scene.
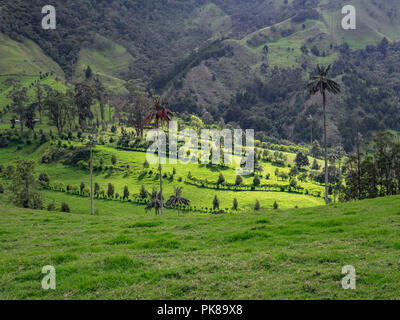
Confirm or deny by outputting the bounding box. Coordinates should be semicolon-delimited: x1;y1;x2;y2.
1;0;400;149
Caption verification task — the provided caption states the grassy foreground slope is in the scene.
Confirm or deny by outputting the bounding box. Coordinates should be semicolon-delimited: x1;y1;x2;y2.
1;195;399;299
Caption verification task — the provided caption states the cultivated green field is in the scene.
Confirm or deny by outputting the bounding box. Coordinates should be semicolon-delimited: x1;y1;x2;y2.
1;194;400;299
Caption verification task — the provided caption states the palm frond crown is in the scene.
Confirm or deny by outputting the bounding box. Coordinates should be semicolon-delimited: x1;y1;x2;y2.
307;64;341;96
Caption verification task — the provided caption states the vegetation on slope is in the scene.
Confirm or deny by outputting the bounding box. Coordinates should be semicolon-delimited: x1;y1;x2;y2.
1;194;399;299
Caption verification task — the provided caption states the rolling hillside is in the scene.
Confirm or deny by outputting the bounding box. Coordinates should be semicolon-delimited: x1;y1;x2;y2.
1;193;399;299
0;32;64;78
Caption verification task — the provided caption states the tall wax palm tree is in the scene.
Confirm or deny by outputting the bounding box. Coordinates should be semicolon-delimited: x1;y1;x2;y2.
307;64;341;205
145;100;173;216
166;187;190;215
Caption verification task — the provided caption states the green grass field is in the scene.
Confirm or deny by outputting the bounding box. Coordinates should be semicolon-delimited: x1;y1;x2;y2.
1;194;400;299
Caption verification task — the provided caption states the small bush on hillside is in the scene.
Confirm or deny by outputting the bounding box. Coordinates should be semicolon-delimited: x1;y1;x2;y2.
123;186;130;200
140;185;149;199
253;175;260;187
111;155;117;165
254;200;261;211
107;183;115;198
30;193;44;210
217;173;225;185
213;195;220;210
273;201;278;210
61;202;70;213
235;175;243;186
38;172;50;184
233;198;238;210
47;202;56;211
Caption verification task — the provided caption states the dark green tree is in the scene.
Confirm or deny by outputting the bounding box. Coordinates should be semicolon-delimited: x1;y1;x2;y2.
107;182;114;198
7;83;29;132
213;195;220;210
295;151;310;169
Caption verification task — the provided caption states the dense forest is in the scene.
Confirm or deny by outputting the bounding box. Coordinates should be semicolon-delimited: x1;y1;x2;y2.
1;0;400;150
0;0;300;78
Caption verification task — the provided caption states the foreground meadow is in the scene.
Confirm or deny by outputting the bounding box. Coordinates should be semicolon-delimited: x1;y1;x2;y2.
1;194;400;299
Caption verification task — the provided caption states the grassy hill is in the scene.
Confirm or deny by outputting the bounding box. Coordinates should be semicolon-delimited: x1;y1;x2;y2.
0;135;325;212
0;33;64;79
1;193;399;299
74;35;133;94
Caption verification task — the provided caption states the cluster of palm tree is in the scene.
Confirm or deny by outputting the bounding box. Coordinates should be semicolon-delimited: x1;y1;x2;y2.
146;186;190;215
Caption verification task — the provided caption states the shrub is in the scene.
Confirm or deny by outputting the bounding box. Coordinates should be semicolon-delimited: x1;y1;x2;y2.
0;183;4;194
111;154;117;165
80;182;85;194
233;198;238;210
253;175;261;187
123;186;130;200
217;173;225;185
143;160;149;169
140;185;149;199
30;193;44;210
47;202;56;211
107;183;115;198
213;195;220;210
61;202;70;213
38;172;50;184
289;166;299;177
235;175;243;186
273;201;278;210
254;200;261;211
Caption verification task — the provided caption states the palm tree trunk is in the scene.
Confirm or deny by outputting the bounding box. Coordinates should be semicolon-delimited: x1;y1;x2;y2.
323;91;329;205
338;159;342;202
90;142;94;215
357;138;361;200
157;129;164;216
